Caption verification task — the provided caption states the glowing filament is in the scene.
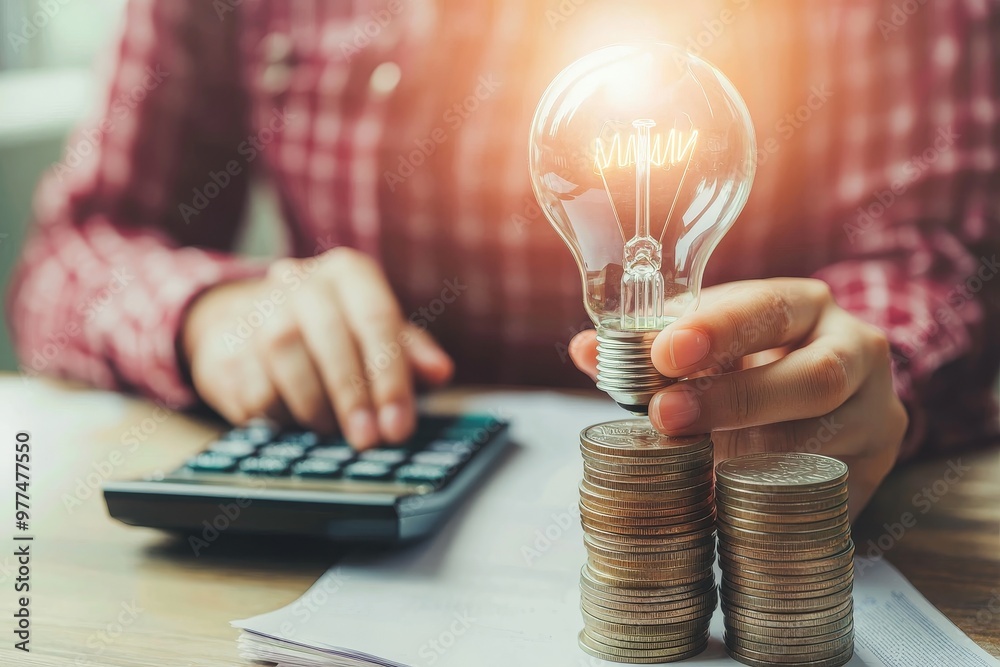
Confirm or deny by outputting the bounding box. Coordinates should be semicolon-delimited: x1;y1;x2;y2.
594;128;698;172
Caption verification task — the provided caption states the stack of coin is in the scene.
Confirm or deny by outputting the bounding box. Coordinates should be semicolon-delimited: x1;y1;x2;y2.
715;452;855;667
577;420;717;663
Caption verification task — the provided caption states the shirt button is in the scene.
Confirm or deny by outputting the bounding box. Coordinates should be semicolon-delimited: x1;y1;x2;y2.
260;32;294;94
369;61;402;95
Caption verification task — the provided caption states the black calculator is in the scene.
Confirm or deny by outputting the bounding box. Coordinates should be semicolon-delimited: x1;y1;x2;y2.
103;413;510;543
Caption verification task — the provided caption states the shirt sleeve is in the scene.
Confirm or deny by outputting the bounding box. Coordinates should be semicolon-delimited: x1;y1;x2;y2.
813;225;997;461
6;0;265;408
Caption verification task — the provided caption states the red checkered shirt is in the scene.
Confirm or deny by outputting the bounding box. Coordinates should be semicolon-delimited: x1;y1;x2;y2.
8;0;1000;459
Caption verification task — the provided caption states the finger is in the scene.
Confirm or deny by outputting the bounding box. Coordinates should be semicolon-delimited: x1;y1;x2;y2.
256;315;337;433
568;330;598;380
711;402;865;463
649;335;869;435
234;353;289;425
291;285;380;449
651;278;831;377
405;324;454;386
328;252;415;444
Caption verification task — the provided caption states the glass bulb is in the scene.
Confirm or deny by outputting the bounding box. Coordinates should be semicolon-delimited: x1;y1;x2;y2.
529;43;756;414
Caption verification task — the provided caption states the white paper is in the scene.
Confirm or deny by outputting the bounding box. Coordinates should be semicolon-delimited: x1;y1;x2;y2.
232;390;1000;667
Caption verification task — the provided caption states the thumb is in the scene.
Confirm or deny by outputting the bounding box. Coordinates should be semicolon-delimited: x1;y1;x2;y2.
406;325;454;386
568;330;598;380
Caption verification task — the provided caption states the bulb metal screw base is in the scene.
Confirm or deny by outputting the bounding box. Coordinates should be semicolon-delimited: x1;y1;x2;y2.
595;327;674;415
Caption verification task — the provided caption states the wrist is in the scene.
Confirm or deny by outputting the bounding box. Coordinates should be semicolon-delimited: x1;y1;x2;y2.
179;278;263;370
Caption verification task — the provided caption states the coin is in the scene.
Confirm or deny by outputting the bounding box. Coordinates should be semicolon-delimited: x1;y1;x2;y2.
717;511;849;533
582;587;717;613
721;582;853;612
579;482;714;511
726;642;854;667
580;422;711;458
717;541;855;574
581;609;710;636
579;501;715;526
579;631;709;664
583;524;716;547
581;627;709;649
715;491;849;514
582;512;717;537
716;453;848;493
578;421;718;660
582;599;717;624
725;623;853;649
722;597;854;624
717;517;850;541
582;452;714;475
583;468;715;492
580;477;713;501
717;500;850;524
724;569;854;595
716;483;848;505
725;613;853;639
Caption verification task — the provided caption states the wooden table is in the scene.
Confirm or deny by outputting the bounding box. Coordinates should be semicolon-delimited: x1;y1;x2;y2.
2;380;998;666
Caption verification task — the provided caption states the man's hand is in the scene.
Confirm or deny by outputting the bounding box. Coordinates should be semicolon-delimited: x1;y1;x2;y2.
568;278;908;517
181;248;453;449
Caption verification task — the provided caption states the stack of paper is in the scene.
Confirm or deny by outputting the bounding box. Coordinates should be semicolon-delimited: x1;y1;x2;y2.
232;391;1000;667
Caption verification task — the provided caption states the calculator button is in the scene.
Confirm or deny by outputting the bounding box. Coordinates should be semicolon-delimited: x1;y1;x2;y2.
309;446;356;462
410;451;467;467
342;461;394;481
258;443;307;459
358;448;408;465
239;456;291;475
426;440;478;456
206;440;257;457
292;458;343;478
277;431;319;448
395;463;453;485
222;423;274;445
186;452;238;472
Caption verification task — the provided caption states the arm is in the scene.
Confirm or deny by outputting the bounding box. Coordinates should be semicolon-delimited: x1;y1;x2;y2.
7;0;262;407
813;227;997;461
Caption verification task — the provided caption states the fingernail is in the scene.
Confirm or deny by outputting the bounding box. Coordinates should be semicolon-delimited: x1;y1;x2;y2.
650;386;701;433
668;328;710;369
347;409;379;449
378;401;413;443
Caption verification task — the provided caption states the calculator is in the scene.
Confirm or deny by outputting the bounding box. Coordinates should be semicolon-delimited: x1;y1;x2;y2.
103;413;510;543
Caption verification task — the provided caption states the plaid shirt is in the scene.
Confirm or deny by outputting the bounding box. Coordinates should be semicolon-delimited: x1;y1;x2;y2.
8;0;1000;459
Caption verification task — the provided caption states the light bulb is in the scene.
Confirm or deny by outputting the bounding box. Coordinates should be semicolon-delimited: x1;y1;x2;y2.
529;43;756;414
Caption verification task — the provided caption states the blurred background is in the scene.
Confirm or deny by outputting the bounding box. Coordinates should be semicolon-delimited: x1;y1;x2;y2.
0;0;280;373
